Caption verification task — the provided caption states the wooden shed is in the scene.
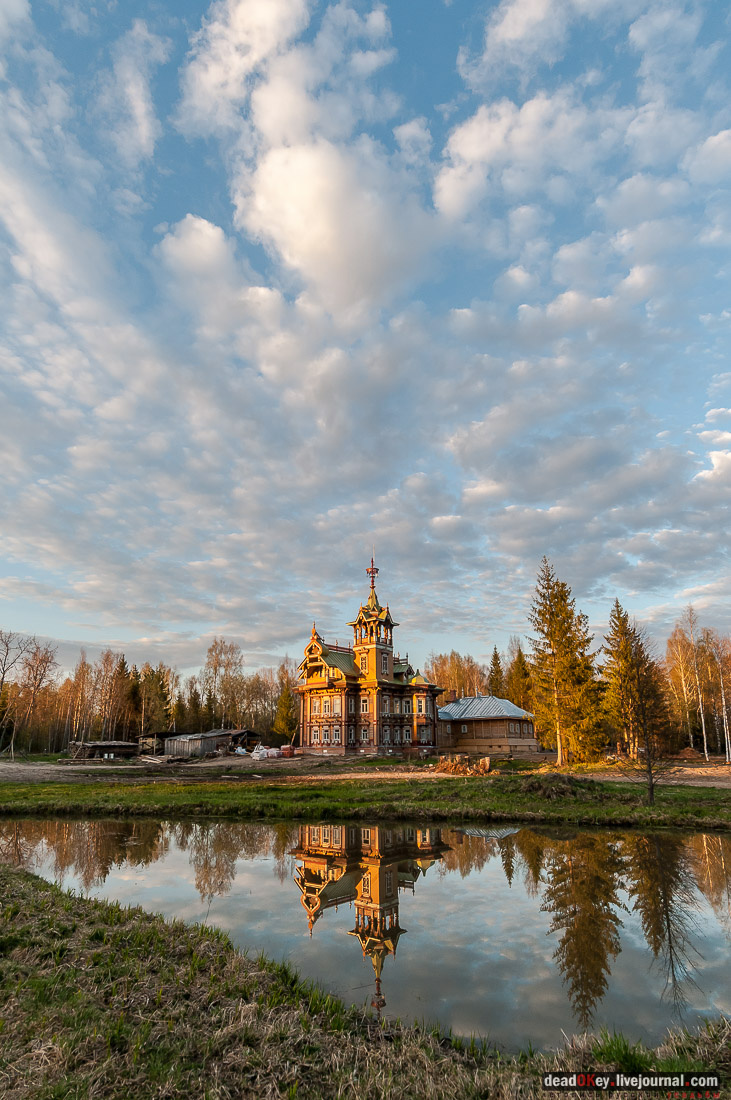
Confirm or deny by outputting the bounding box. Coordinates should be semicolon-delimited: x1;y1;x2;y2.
163;730;231;758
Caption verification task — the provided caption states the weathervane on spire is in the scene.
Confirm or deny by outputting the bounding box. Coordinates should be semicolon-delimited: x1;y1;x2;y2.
366;555;379;590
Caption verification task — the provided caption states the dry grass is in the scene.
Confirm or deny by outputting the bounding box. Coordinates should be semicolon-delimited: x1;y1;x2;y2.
1;865;728;1099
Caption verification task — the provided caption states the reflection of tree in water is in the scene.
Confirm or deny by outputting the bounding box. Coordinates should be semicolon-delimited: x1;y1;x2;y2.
687;834;731;938
624;834;701;1014
440;831;497;877
168;821;300;901
271;822;299;884
498;833;516;886
0;819;167;891
170;822;252;902
540;835;626;1030
511;829;550;896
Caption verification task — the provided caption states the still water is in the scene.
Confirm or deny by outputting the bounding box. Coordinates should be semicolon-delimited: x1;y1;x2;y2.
2;818;730;1050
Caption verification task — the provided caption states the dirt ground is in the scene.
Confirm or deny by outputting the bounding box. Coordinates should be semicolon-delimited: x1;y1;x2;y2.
1;755;731;788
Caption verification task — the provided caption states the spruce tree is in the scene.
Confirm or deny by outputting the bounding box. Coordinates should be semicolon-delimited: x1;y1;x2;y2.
529;558;602;764
504;644;532;710
602;599;639;756
487;646;504;697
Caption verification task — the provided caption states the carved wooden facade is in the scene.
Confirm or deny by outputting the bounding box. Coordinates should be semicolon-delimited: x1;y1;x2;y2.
296;563;443;755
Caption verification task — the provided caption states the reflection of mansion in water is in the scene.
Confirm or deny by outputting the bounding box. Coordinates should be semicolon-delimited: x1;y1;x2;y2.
296;561;443;755
291;824;450;1012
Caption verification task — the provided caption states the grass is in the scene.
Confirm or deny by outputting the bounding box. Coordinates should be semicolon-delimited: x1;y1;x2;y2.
0;771;728;828
0;864;728;1100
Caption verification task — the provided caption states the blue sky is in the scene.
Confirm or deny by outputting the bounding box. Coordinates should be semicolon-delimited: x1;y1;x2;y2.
1;0;730;675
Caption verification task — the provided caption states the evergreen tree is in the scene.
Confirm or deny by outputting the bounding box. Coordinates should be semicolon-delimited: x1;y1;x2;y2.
504;643;532;710
602;599;639;757
272;680;298;744
529;558;602;764
487;646;504;697
602;600;672;785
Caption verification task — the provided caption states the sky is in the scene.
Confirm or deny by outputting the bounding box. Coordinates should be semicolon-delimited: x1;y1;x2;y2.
1;0;730;677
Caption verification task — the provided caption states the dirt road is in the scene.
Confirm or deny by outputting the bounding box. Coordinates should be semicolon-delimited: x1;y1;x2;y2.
1;757;731;788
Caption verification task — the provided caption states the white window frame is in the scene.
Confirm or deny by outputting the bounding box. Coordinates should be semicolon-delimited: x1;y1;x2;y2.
361;697;369;714
323;697;330;716
333;696;341;716
311;698;320;715
312;726;320;743
381;653;388;674
348;725;355;744
403;700;411;715
348;696;355;714
417;698;423;714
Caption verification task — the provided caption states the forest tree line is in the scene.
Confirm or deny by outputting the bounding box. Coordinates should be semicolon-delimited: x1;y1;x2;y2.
2;557;730;760
0;634;299;755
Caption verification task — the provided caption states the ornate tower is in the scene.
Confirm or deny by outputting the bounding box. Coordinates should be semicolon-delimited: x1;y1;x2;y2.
347;558;398;682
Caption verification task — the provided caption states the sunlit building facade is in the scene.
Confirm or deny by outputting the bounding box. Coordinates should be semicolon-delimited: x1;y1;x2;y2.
296;562;443;755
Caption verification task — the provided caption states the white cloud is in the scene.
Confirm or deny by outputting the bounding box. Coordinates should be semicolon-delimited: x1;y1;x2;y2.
435;91;626;218
684;129;731;185
97;20;171;169
177;0;312;135
235;137;434;315
0;0;29;43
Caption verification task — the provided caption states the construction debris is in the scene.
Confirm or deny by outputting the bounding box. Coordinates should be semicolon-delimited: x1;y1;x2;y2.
435;754;492;776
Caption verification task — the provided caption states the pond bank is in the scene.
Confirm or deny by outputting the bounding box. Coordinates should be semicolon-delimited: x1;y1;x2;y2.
1;864;728;1100
0;772;729;828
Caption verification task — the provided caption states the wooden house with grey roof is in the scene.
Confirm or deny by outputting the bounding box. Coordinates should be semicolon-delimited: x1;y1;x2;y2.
438;695;540;757
296;561;443;755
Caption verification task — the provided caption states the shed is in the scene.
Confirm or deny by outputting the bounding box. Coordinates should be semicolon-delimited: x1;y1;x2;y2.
163;730;232;758
69;740;138;760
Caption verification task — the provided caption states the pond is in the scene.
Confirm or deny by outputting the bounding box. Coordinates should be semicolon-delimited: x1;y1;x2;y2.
2;818;730;1051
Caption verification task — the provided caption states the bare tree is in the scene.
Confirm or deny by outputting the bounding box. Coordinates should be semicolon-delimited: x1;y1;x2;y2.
684;606;709;760
7;641;59;759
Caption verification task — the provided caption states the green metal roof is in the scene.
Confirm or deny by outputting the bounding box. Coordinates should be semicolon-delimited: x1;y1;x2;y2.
321;648;361;677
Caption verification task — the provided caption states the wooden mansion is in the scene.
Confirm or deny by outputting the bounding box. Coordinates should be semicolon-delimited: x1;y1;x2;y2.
296;561;540;758
296;561;442;755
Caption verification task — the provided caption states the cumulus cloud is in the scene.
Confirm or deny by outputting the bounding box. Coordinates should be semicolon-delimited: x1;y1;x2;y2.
177;0;312;135
434;90;626;218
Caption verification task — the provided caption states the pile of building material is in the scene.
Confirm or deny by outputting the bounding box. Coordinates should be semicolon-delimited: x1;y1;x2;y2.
435;755;492;775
